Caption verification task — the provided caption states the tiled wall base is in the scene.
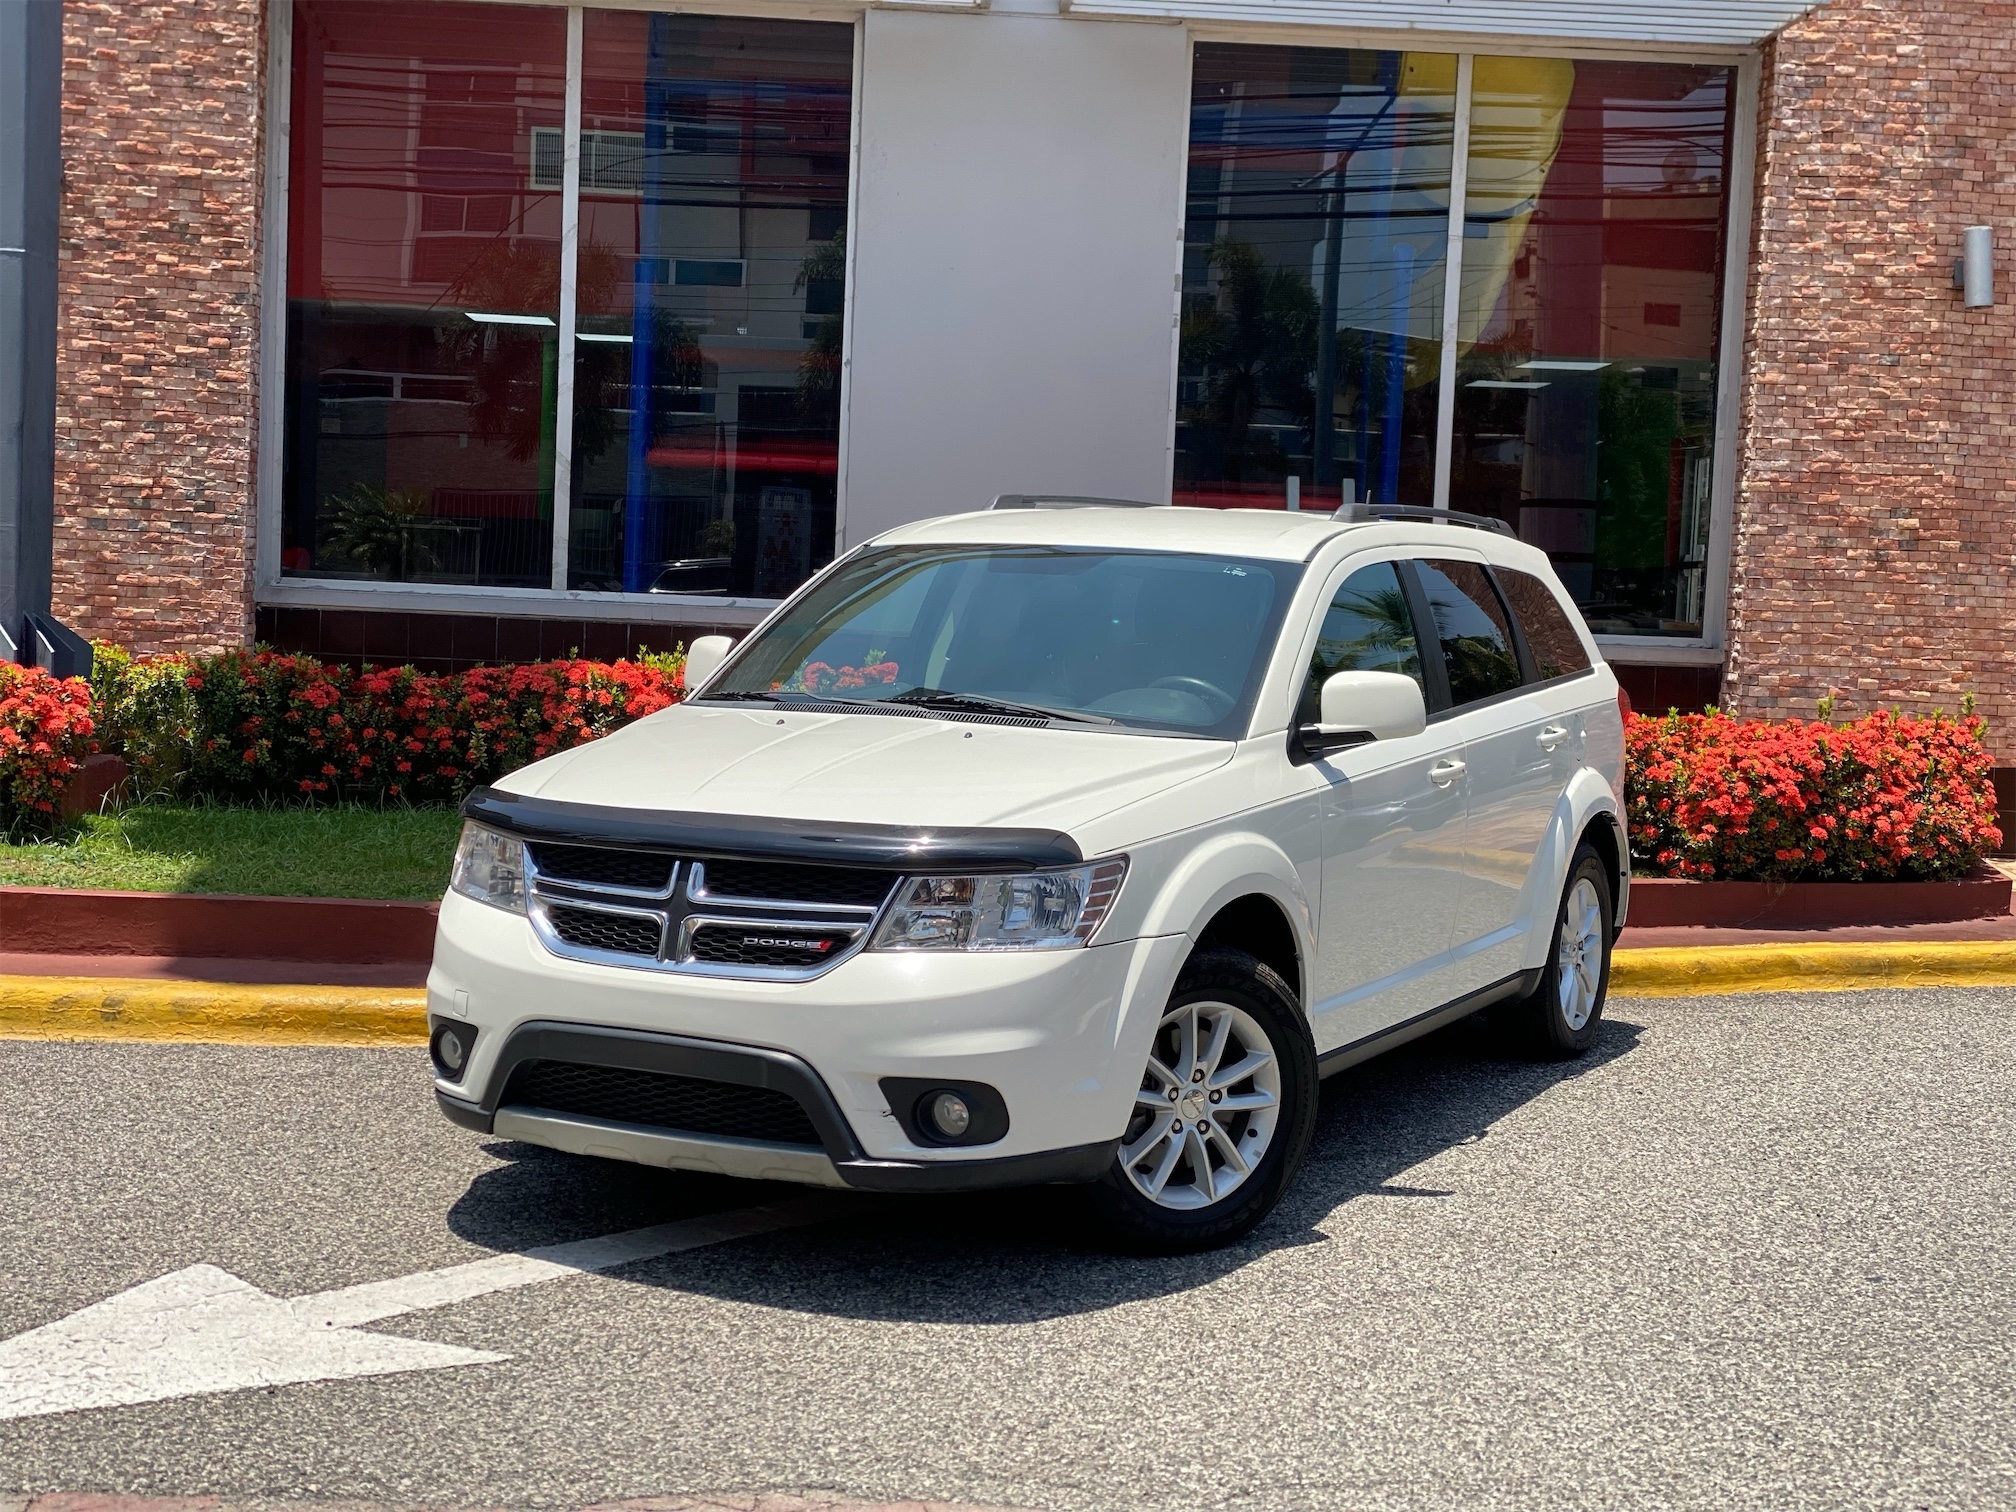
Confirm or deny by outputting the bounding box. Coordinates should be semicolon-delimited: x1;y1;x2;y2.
1613;662;1723;716
253;607;745;673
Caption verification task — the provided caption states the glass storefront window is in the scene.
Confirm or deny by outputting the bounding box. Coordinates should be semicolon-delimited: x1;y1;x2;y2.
567;13;852;597
1178;45;1458;513
1450;59;1734;637
283;1;567;587
280;3;851;602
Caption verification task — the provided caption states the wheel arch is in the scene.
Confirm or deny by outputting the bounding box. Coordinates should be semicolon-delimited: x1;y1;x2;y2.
1194;894;1302;1004
1520;770;1628;972
1132;833;1314;1010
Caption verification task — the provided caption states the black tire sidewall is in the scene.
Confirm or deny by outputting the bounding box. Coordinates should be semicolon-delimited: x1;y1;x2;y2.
1089;946;1318;1253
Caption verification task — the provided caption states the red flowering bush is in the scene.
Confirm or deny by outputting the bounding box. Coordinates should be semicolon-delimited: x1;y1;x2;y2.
1626;708;2002;881
0;663;97;835
93;646;683;806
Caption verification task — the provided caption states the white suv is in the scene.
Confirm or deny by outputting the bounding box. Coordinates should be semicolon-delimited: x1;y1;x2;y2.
430;501;1628;1251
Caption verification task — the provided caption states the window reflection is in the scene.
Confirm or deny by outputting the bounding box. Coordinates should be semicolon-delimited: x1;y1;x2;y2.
1450;60;1733;637
282;1;566;587
567;13;852;597
1416;559;1522;706
1178;45;1457;513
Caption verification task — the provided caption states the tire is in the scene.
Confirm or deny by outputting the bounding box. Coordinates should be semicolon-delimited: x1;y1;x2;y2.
1084;946;1318;1254
1502;842;1614;1059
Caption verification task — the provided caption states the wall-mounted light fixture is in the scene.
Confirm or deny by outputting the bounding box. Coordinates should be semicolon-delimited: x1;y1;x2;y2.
1954;225;1994;307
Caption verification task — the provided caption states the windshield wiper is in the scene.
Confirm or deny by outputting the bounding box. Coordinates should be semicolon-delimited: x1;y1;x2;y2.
692;690;787;703
890;687;1118;726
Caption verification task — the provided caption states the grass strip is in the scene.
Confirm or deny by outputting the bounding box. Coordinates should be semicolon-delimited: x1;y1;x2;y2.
0;805;462;900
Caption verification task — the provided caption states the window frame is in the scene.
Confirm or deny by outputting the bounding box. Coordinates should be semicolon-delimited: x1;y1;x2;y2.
1171;30;1760;659
254;0;866;630
253;10;1756;654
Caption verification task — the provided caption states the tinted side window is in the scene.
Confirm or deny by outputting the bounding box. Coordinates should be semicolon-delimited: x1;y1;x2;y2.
1302;562;1424;717
1417;559;1522;708
1496;567;1594;682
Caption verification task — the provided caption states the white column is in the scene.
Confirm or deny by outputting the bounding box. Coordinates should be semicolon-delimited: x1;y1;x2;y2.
549;7;584;592
1431;53;1474;514
840;10;1192;543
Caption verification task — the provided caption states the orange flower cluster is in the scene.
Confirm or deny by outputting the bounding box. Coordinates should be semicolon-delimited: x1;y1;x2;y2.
97;649;682;807
0;664;97;833
1625;709;2002;881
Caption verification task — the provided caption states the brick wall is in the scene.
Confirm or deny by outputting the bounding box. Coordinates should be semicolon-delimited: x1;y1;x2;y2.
52;0;266;654
1728;0;2016;747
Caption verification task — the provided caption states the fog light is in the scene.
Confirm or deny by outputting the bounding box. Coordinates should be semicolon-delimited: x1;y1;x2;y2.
430;1021;474;1080
926;1090;971;1140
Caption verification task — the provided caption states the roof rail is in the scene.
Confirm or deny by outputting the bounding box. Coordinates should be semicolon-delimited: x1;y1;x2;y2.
990;494;1165;511
1332;503;1514;537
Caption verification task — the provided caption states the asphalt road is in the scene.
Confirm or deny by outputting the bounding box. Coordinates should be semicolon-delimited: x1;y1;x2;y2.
1;988;2011;1512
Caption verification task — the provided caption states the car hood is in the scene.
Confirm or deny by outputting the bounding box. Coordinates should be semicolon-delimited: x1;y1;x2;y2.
500;703;1234;839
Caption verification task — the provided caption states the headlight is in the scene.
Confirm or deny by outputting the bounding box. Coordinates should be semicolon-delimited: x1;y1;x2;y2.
870;859;1127;951
450;822;527;914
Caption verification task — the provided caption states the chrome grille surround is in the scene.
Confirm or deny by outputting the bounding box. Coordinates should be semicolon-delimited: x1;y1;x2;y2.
523;845;894;981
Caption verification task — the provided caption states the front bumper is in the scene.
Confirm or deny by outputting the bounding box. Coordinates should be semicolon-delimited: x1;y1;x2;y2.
428;889;1188;1189
433;1025;1114;1193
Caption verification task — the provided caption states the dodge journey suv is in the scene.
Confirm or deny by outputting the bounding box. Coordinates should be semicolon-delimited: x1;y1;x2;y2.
430;499;1627;1251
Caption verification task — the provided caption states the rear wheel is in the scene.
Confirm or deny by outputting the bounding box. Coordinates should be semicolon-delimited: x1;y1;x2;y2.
1503;842;1613;1058
1085;947;1317;1254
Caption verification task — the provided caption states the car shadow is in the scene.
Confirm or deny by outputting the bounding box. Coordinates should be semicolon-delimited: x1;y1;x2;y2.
442;1011;1644;1321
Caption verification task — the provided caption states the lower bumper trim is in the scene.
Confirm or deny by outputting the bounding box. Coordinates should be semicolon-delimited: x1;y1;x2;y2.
834;1139;1116;1193
494;1106;852;1188
436;1089;491;1132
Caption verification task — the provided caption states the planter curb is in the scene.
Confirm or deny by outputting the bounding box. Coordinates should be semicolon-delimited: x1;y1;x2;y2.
0;887;438;964
5;940;2016;1046
1626;866;2011;930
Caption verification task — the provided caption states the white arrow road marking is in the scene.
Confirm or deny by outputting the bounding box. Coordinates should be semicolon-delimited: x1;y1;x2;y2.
0;1194;853;1422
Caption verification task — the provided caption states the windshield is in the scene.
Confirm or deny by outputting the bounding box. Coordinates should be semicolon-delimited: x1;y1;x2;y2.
704;545;1301;737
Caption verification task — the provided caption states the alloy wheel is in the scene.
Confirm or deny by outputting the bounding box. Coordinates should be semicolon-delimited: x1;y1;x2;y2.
1556;875;1605;1031
1120;998;1282;1210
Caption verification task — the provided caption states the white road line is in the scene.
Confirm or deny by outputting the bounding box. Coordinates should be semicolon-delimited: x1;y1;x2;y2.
0;1194;855;1422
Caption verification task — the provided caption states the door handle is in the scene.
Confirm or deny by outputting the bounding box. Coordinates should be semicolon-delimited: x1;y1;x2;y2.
1537;724;1570;751
1429;758;1467;788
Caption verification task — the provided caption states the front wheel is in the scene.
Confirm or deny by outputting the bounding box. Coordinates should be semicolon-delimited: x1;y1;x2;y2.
1085;947;1317;1254
1503;842;1614;1058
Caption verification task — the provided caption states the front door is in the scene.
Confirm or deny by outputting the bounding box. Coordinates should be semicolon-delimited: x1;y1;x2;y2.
1306;560;1469;1054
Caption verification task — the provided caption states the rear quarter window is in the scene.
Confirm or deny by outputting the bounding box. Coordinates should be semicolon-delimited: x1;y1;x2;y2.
1495;567;1594;682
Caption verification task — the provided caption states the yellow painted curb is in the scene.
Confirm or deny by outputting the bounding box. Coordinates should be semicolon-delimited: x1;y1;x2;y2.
1612;941;2016;997
2;942;2012;1047
0;976;428;1045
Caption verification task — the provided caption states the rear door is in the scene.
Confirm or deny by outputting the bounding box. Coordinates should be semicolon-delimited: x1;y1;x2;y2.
1412;556;1582;997
1304;558;1468;1053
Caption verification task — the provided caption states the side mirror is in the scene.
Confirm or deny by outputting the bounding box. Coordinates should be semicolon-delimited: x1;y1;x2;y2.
1299;670;1427;757
683;634;735;693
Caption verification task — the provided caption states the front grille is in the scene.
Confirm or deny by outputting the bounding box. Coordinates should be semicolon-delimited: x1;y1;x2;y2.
529;843;675;894
688;922;858;968
526;841;893;978
547;904;663;958
695;859;893;909
501;1059;821;1146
